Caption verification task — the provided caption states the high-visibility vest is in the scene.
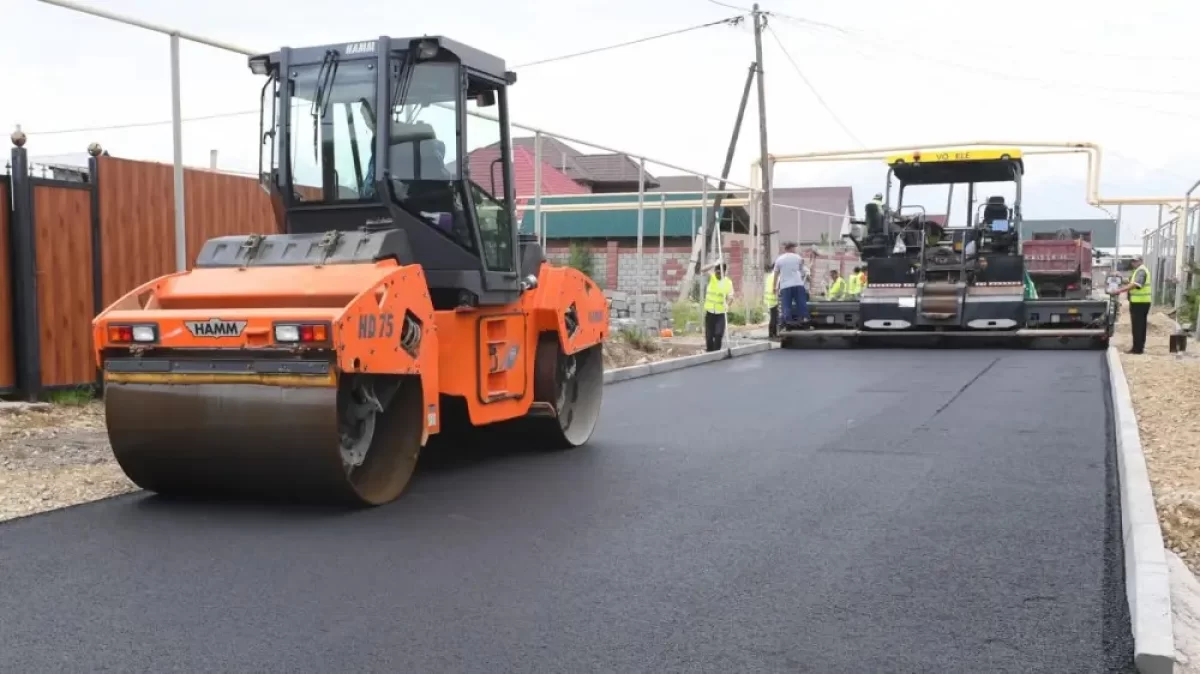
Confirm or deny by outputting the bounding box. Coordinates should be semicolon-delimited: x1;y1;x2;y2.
858;271;867;287
1129;264;1152;304
828;276;846;299
763;273;777;308
846;274;861;296
704;274;734;313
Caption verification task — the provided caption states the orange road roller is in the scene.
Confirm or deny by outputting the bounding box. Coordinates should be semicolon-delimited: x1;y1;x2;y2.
92;35;610;506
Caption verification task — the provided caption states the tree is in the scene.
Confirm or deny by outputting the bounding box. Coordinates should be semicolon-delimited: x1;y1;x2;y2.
568;242;596;280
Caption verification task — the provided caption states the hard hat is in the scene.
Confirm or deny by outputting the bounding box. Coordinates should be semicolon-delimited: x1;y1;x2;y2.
873;193;883;200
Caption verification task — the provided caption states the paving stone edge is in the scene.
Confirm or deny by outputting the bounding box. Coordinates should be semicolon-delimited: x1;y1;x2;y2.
1108;346;1176;674
603;341;778;385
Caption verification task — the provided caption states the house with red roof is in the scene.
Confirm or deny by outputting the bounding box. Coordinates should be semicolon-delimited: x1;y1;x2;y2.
464;136;856;298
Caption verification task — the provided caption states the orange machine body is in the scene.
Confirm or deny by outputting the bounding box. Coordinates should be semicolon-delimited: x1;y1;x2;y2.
93;257;609;439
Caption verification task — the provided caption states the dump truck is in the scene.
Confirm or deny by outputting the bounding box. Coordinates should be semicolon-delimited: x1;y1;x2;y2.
787;147;1113;348
1023;229;1095;299
92;36;610;506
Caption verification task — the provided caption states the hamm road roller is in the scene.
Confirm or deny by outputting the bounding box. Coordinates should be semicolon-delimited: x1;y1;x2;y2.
786;147;1113;349
92;36;609;506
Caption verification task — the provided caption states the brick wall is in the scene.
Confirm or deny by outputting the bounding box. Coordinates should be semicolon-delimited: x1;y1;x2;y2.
545;238;746;301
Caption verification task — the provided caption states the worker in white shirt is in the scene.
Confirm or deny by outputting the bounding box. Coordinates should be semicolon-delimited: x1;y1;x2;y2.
773;242;809;329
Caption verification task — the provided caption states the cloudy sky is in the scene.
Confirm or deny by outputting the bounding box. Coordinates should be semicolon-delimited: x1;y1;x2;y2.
3;0;1197;247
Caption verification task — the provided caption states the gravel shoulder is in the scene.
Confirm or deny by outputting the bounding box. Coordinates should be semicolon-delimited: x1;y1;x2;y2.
0;401;135;522
1;335;707;523
1112;309;1200;573
1111;306;1200;673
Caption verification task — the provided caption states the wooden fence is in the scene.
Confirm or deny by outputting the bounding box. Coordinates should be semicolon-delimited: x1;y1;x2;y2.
2;145;280;400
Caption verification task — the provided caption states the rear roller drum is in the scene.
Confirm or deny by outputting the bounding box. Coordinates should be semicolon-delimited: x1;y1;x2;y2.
532;337;604;448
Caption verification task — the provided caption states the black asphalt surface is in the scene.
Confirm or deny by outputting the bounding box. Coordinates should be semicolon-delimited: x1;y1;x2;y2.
0;349;1134;673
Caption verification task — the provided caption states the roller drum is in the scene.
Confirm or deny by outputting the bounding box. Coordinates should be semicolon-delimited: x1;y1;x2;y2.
105;378;422;506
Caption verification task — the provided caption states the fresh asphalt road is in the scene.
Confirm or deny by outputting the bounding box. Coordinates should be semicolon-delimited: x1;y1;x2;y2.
0;349;1134;673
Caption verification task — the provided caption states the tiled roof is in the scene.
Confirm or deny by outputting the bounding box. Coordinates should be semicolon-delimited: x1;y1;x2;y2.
464;145;589;224
507;136;657;187
510;136;591;182
572;154;657;186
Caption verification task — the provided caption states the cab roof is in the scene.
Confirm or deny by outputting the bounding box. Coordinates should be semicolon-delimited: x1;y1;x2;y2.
249;35;511;83
886;147;1024;185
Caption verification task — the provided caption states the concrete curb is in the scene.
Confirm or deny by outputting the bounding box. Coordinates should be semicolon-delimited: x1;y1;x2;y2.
603;341;778;385
1108;346;1177;674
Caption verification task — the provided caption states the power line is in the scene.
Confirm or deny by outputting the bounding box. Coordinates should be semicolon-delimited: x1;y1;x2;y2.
706;0;753;11
765;24;866;148
26;109;258;136
771;13;1200;98
514;15;747;68
771;10;1198;64
25;19;747;135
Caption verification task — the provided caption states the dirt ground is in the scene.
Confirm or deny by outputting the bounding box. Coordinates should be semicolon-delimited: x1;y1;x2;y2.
0;401;134;522
1113;308;1200;574
602;336;704;370
0;334;708;523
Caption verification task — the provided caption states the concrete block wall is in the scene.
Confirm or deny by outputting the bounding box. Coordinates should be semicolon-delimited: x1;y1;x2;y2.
547;239;746;302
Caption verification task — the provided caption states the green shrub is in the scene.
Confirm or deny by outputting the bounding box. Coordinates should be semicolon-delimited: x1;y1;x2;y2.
47;386;94;406
671;300;702;333
617;324;658;351
567;242;595;279
727;301;765;326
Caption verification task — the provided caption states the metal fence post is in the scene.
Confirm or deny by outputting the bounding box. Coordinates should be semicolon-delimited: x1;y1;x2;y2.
8;134;42;401
533;131;542;247
87;144;105;390
170;32;188;272
635;156;646;325
657;190;666;315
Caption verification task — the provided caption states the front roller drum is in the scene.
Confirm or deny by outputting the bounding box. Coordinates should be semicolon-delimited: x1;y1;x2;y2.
105;375;425;506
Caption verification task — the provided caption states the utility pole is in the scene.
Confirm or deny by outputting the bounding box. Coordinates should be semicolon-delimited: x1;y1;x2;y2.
707;63;756;243
680;62;756;297
752;4;773;259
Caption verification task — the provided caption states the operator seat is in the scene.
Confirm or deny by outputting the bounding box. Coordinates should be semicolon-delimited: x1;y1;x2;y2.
983;196;1009;228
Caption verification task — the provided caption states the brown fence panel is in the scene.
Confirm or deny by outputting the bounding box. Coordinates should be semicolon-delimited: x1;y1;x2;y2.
96;157;174;306
32;183;94;388
0;178;15;393
183;169;279;261
96;157;279;305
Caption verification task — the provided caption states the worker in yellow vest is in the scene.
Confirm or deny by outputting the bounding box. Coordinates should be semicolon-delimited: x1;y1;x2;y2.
702;261;735;352
1109;254;1152;354
857;266;867;292
846;266;862;298
826;270;846;300
763;263;779;339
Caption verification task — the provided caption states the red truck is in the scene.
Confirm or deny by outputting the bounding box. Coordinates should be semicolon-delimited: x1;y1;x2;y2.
1023;229;1094;299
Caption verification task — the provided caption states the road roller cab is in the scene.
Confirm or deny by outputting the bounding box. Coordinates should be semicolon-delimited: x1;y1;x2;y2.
92;36;610;507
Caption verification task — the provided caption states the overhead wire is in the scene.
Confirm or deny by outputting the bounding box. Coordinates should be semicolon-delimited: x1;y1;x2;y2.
770;10;1198;64
764;22;866;149
25;16;748;136
770;12;1200;99
27;109;259;136
513;14;746;68
705;0;753;11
